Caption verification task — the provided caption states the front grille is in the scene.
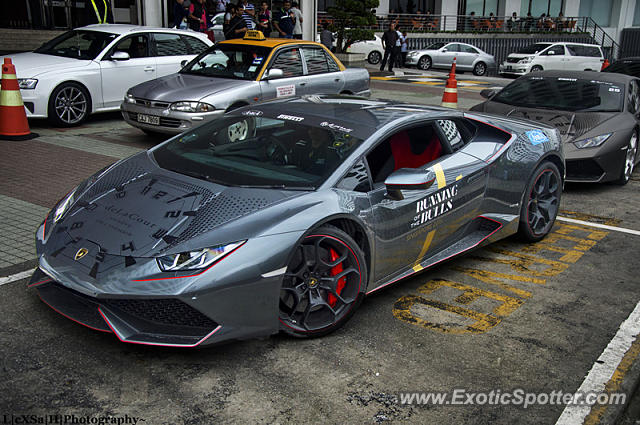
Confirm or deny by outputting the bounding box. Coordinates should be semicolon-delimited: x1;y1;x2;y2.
133;98;170;109
103;298;218;329
566;159;604;180
506;57;520;63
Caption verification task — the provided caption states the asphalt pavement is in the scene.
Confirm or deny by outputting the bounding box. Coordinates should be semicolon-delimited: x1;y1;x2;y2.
0;78;639;425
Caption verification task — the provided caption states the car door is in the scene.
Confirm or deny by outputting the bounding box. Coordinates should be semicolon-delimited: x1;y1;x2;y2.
300;46;344;94
151;32;203;77
457;44;479;70
366;119;489;283
259;46;309;100
540;44;567;71
435;43;459;69
99;33;155;108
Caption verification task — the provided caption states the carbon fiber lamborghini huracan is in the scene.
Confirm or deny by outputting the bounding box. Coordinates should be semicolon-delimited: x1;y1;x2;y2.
31;95;563;347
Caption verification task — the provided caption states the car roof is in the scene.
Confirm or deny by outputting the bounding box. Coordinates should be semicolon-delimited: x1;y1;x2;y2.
521;70;635;84
219;38;327;49
78;24;208;38
232;95;458;138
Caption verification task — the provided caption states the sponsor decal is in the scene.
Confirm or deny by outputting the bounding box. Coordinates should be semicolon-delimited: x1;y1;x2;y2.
75;248;89;260
320;121;353;133
412;184;459;228
103;205;157;228
277;113;304;122
525;129;549;145
242;110;263;116
276;84;296;98
248;65;257;72
252;57;263;65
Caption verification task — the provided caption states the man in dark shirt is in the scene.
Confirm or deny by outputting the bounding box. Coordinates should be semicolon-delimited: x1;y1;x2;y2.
273;0;295;38
226;5;248;39
380;22;398;72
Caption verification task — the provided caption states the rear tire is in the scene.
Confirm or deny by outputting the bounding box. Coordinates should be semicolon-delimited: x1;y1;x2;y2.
614;130;638;185
418;55;432;70
519;161;562;242
279;225;367;338
473;61;487;76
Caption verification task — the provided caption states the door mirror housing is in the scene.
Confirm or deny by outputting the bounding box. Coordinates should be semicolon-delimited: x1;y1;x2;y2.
263;68;284;80
384;168;436;200
110;51;130;61
180;59;189;67
480;88;498;99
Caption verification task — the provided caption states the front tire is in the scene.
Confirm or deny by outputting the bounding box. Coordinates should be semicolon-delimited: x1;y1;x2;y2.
615;130;638;185
418;55;432;70
473;61;487;76
279;226;367;338
368;51;382;65
48;82;90;127
519;161;562;242
531;65;543;72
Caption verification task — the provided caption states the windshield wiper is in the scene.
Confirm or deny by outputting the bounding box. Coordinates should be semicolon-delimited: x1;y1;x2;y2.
167;168;225;185
238;184;315;191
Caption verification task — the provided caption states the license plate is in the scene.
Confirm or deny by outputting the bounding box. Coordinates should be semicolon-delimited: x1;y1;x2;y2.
137;114;160;125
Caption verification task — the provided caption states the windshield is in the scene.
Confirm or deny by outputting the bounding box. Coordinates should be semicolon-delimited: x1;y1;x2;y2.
152;115;364;189
181;44;271;80
34;30;117;59
492;77;624;112
605;61;640;78
425;43;446;50
517;43;552;54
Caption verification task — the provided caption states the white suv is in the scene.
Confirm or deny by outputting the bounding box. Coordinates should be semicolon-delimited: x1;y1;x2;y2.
499;42;604;76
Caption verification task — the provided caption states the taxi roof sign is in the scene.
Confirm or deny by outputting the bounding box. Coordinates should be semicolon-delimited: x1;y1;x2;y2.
244;30;266;41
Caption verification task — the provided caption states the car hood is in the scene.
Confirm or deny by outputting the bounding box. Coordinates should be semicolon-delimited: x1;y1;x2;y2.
50;152;310;258
127;72;252;103
473;101;618;141
7;52;93;78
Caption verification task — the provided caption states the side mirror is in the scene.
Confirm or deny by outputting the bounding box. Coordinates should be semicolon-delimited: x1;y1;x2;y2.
547;50;555;55
384;168;436;200
180;59;189;67
110;51;130;61
263;68;284;80
480;88;497;99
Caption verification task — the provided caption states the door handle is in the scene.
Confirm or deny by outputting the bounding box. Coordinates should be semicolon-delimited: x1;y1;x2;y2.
299;82;307;86
144;66;155;72
334;78;342;82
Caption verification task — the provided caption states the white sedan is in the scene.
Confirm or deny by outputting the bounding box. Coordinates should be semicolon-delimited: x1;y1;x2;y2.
7;24;212;126
315;34;384;65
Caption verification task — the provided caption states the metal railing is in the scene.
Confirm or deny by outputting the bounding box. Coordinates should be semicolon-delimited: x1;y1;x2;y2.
576;17;621;60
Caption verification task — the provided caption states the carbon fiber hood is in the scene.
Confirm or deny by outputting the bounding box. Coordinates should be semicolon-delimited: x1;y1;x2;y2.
52;153;305;258
477;102;616;141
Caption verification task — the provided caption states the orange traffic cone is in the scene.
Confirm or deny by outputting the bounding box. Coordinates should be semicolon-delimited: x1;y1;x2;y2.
441;57;458;108
0;58;37;140
601;59;610;70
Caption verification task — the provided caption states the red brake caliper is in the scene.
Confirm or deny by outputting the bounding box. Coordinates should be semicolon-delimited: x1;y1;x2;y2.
328;248;346;308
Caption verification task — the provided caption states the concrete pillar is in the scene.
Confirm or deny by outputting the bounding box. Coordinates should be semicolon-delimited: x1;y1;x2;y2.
301;0;316;41
439;0;457;30
503;0;520;17
563;0;580;17
377;0;390;15
140;0;165;27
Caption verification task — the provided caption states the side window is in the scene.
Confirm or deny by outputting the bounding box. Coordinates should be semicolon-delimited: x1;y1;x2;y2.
462;45;479;54
445;44;460;52
181;35;209;54
544;45;565;56
336;159;372;192
326;52;340;72
567;44;582;56
366;124;444;184
271;48;303;78
153;33;189;56
587;46;602;57
628;80;640;114
302;47;329;75
214;14;225;25
437;120;464;150
110;34;150;58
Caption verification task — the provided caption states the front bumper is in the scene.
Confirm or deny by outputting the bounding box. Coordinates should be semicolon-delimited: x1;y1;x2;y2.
20;89;48;118
121;101;225;135
499;63;530;75
405;55;419;66
564;141;627;183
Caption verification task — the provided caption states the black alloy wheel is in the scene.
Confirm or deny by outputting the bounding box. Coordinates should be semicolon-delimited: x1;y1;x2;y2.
519;161;562;242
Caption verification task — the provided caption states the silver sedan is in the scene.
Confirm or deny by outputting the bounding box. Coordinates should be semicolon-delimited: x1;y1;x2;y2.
405;42;496;76
121;34;370;135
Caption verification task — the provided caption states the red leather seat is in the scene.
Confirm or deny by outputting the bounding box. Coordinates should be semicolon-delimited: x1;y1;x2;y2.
389;131;442;170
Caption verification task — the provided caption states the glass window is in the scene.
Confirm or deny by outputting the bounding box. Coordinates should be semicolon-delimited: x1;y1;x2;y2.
628;81;640;114
466;0;484;15
110;34;150;59
153;33;189;56
518;43;552;54
445;43;461;52
634;1;640;25
301;47;329;75
336;159;371;192
543;45;565;55
34;30;117;60
181;44;271;80
579;0;612;26
271;48;304;78
461;45;479;54
327;53;340;72
437;120;463;148
492;77;624;112
181;35;209;54
152;115;363;189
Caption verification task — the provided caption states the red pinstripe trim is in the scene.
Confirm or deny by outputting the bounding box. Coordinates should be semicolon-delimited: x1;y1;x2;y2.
37;294;112;334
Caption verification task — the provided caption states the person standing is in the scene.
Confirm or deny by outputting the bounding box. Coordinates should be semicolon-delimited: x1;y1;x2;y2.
257;1;271;37
188;0;207;32
216;0;228;13
85;0;114;25
273;0;295;39
241;0;256;30
173;0;188;28
290;1;303;39
226;4;248;38
399;30;408;67
380;22;398;72
320;22;334;51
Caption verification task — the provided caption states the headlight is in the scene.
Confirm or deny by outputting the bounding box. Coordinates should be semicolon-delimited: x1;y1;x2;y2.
157;241;245;272
407;51;418;56
124;92;136;104
518;56;534;64
170;101;215;113
53;188;77;223
573;133;613;149
18;78;38;89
